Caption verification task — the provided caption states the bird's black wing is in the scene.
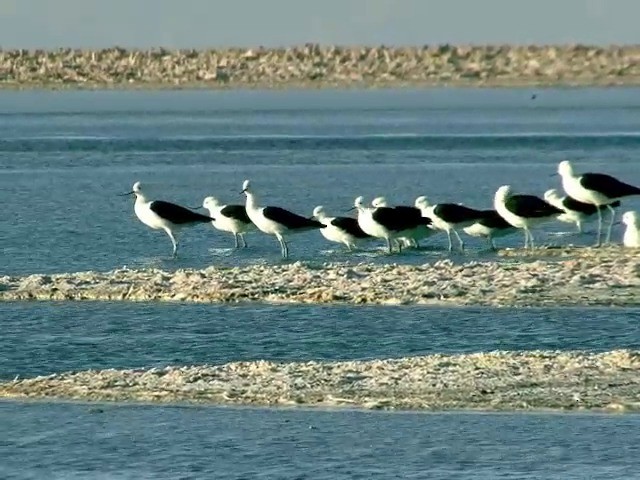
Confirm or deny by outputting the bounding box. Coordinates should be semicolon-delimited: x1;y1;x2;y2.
506;195;563;218
150;201;213;224
263;206;324;229
330;216;371;238
562;196;598;215
220;204;252;224
372;206;427;231
581;173;640;199
393;206;432;226
477;210;513;229
433;204;488;223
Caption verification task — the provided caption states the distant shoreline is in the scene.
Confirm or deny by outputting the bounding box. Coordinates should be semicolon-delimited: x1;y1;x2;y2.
1;44;640;90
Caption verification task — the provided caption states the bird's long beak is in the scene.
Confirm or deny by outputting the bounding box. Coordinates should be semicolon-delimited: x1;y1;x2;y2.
118;191;134;196
189;205;204;210
346;206;357;212
240;189;246;195
549;172;558;177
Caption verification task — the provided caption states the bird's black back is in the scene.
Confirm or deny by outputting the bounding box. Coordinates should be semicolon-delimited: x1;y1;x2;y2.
433;203;488;224
263;206;324;230
372;206;430;232
505;195;563;218
330;216;371;238
150;201;213;224
220;204;252;224
580;173;640;199
476;210;513;230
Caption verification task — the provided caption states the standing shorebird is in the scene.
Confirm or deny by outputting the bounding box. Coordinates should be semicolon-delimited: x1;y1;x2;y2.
200;196;254;248
311;205;371;251
415;196;489;252
556;160;640;245
543;188;621;234
241;180;324;259
371;197;434;248
120;181;214;257
462;210;516;250
621;211;640;248
494;185;563;249
352;196;429;253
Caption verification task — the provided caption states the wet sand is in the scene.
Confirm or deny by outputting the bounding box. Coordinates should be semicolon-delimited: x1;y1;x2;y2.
1;246;638;307
2;350;639;412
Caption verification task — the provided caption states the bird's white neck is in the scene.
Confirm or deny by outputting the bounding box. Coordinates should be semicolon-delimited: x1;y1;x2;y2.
245;192;259;211
135;193;149;205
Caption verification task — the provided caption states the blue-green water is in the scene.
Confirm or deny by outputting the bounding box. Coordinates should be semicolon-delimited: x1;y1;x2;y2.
2;88;640;478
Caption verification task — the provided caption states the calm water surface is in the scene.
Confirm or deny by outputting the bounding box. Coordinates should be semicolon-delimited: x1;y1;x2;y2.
2;88;640;274
2;88;640;478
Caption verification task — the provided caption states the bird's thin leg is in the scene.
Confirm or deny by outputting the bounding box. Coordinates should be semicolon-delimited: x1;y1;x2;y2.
234;233;240;249
446;230;453;252
346;243;353;252
576;220;583;234
386;237;393;254
275;235;285;258
453;229;465;252
166;230;178;258
605;205;616;244
528;229;535;249
595;208;602;247
397;239;403;253
523;229;529;249
489;236;496;251
241;234;248;248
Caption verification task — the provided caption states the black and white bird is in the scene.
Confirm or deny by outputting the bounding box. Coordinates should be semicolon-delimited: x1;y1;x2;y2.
494;185;563;249
543;188;621;234
311;205;371;251
200;196;254;248
371;197;434;249
621;211;640;248
120;181;214;257
241;180;324;259
462;210;517;250
557;160;640;245
415;196;489;252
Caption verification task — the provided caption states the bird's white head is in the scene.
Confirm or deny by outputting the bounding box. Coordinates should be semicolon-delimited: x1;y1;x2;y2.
241;180;252;195
495;185;512;203
202;196;220;209
312;205;326;218
414;196;430;209
557;160;574;178
371;196;388;208
543;189;561;204
622;210;639;226
354;196;364;208
119;181;145;200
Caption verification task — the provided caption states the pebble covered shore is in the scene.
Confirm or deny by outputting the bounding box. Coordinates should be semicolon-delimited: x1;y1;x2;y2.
1;246;639;307
1;44;640;89
2;350;639;412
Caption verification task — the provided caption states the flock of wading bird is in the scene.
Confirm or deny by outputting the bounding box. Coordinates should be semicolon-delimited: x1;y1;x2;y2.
121;160;640;259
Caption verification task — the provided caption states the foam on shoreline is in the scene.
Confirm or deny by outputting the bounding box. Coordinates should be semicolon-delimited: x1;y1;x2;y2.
2;350;639;412
1;246;639;307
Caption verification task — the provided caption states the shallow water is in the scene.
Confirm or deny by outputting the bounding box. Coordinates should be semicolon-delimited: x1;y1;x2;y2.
2;402;640;480
2;88;640;275
2;88;640;478
2;301;640;380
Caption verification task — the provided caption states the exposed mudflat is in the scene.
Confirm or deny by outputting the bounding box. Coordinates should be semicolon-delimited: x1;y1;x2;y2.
2;350;639;412
1;246;638;307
